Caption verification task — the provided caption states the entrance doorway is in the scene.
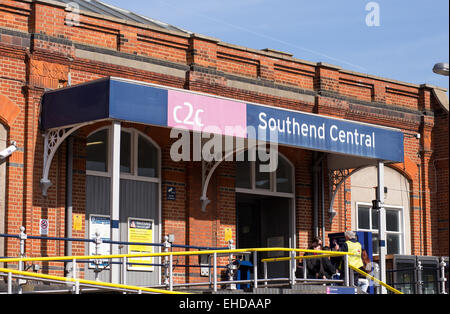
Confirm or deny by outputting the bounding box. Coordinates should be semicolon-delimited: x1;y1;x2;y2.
236;193;292;279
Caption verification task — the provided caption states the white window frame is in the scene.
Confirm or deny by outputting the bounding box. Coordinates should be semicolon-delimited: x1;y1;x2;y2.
86;127;160;184
235;151;295;199
356;202;405;255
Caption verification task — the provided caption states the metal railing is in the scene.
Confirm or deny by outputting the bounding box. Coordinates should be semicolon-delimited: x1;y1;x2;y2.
1;227;358;294
0;227;228;289
1;247;355;294
261;251;406;294
385;259;448;295
1;228;431;295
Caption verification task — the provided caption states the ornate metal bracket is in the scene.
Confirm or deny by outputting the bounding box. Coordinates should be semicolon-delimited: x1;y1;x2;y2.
328;167;365;224
200;160;215;212
200;146;250;212
40;123;89;196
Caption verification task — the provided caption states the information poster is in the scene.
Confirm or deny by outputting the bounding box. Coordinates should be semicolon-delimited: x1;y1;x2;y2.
89;215;111;269
128;218;154;271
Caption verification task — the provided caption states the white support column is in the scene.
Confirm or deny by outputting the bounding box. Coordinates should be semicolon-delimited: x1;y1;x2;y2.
110;121;121;284
377;161;387;294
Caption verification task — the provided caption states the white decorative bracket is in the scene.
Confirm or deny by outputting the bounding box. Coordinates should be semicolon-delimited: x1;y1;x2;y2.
200;146;251;212
328;167;368;224
40;123;89;196
200;160;214;212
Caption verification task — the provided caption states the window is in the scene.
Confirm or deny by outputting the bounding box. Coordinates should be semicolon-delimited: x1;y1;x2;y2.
357;203;404;255
255;158;271;190
276;157;293;193
87;129;108;172
120;131;132;173
86;128;159;180
137;135;158;178
236;150;252;189
236;150;293;195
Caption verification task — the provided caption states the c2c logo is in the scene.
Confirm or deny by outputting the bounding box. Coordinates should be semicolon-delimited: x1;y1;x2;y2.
173;102;204;128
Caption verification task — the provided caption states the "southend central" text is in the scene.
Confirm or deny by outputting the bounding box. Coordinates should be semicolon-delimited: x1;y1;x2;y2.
259;112;375;148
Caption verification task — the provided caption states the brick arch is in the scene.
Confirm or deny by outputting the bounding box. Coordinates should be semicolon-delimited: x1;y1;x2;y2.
0;94;21;127
389;156;418;188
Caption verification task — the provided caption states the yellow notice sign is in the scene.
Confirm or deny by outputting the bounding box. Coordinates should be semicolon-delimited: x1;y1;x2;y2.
128;219;154;271
73;214;83;231
224;228;233;243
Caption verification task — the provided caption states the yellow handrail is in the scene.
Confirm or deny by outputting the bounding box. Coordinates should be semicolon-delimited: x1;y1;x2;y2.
262;251;348;263
349;265;403;295
1;248;402;295
0;267;189;294
1;248;354;263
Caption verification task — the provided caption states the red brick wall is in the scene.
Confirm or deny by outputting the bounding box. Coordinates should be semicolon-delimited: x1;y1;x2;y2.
0;0;448;282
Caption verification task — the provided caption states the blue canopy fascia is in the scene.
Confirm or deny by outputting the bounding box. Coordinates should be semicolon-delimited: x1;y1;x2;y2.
40;77;404;163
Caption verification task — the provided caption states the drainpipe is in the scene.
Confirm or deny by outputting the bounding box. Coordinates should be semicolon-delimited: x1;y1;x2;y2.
65;136;74;276
313;152;325;238
321;156;326;241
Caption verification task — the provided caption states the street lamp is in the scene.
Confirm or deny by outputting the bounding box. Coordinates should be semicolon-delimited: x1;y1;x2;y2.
433;63;449;76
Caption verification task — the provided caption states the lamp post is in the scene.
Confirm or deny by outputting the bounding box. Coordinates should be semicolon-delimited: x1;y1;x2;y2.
433;63;449;76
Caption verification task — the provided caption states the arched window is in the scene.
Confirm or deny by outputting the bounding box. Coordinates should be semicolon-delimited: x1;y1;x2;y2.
137;135;158;178
87;129;108;172
86;128;159;180
235;149;294;197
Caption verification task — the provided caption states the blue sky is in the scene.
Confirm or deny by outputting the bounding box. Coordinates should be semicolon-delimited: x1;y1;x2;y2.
104;0;449;93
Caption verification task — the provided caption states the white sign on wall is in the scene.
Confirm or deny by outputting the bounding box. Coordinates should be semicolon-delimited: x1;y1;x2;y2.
88;215;111;269
39;219;49;236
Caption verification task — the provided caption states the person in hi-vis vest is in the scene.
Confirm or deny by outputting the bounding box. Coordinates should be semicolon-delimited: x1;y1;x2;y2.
341;231;364;288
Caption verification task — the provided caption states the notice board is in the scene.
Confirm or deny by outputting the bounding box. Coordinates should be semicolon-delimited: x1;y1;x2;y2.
127;218;154;271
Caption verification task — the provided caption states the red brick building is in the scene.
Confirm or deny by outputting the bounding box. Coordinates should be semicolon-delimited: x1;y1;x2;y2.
0;0;448;289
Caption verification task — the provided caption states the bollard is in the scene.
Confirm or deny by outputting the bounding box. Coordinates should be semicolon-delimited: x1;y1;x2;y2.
416;260;423;294
439;257;447;294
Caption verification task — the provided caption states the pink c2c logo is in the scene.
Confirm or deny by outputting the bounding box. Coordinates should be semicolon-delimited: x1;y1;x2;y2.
168;90;247;138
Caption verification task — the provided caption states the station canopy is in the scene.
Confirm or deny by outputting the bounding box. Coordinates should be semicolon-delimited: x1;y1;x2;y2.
40;77;404;170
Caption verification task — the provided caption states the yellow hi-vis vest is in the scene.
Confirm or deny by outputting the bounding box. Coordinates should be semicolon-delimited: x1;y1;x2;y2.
346;240;364;269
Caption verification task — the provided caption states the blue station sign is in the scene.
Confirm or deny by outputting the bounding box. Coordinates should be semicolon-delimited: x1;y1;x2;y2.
41;77;404;163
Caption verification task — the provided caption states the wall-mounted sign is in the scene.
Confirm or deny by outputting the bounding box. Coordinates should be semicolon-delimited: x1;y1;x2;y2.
128;218;154;272
42;77;405;163
39;219;49;236
224;228;233;243
167;186;176;201
88;215;110;269
73;214;83;231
